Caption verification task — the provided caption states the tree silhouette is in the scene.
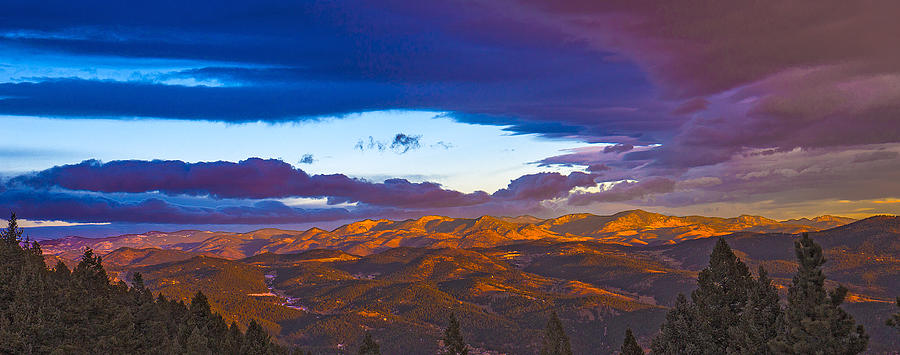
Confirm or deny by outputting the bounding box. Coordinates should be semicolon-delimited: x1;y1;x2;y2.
691;238;754;353
1;212;23;244
358;331;381;355
241;319;274;354
0;212;284;354
441;312;468;355
540;311;572;355
651;294;702;354
727;266;783;354
620;328;643;355
770;233;867;354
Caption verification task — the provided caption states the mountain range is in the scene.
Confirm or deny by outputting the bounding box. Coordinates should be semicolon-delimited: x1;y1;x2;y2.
39;210;856;259
36;210;899;354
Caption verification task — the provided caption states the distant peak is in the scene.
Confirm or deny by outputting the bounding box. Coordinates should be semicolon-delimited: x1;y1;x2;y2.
614;209;658;216
415;215;452;220
612;209;665;220
496;215;544;224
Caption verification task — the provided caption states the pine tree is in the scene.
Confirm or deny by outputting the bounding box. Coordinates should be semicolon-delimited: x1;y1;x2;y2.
770;233;868;354
691;238;754;354
1;212;23;244
441;312;468;355
886;296;900;332
620;328;643;355
651;293;702;354
540;311;572;355
190;291;212;319
0;212;284;354
727;266;782;354
224;321;244;354
241;319;273;355
185;326;211;354
72;248;109;291
132;272;145;291
358;331;381;355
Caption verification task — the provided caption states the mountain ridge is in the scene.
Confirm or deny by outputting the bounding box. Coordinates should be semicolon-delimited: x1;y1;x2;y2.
39;210;863;261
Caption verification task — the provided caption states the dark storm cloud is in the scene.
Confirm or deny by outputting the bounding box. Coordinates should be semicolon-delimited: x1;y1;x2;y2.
1;158;608;224
525;0;900;166
567;177;676;206
4;0;899;156
492;172;598;202
10;158;490;209
0;1;656;141
0;189;356;225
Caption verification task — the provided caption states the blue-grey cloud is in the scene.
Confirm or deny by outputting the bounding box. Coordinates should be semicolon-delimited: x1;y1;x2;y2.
298;154;315;164
431;141;454;149
389;134;421;153
355;134;422;154
0;1;660;143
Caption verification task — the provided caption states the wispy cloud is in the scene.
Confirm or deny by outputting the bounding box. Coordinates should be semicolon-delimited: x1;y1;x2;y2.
355;133;422;154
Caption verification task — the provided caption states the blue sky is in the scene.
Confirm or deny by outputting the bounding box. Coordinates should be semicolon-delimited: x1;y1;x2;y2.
0;112;588;192
2;1;900;236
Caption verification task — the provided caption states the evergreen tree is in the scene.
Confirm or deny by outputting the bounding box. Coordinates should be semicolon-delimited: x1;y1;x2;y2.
540;311;572;355
441;312;468;355
1;212;23;244
358;331;381;355
190;291;212;319
132;272;145;291
185;326;211;354
224;321;245;354
72;247;110;291
620;328;643;355
770;233;868;354
0;212;285;354
242;319;274;355
651;294;702;355
727;266;783;355
691;238;754;354
886;296;900;332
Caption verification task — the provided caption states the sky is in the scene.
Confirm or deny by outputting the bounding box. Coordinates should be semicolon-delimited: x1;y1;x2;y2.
1;1;899;237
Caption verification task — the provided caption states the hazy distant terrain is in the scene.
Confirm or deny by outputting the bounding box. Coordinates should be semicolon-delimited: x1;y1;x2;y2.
39;211;900;353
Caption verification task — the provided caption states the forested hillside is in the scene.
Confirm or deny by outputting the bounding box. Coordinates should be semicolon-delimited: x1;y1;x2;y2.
0;214;286;354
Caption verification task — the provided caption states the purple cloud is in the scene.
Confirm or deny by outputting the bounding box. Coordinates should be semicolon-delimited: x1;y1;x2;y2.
11;158;490;208
603;143;634;154
567;177;676;206
0;189;357;224
492;172;598;201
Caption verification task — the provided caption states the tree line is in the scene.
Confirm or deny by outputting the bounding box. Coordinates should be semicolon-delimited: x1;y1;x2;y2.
0;213;285;354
